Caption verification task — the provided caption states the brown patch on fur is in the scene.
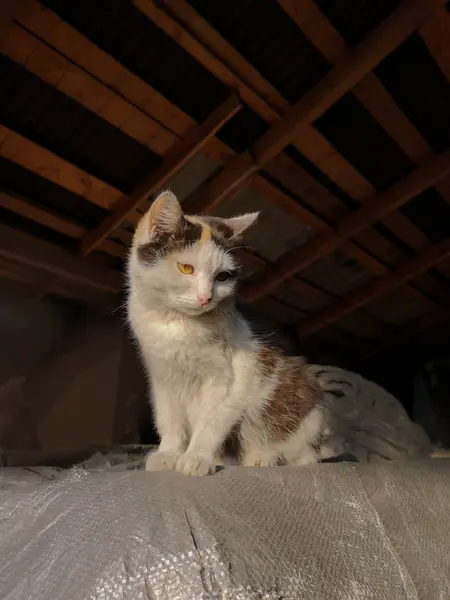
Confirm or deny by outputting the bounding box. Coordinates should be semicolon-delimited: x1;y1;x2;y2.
137;217;202;264
258;344;321;441
199;217;239;251
202;218;234;241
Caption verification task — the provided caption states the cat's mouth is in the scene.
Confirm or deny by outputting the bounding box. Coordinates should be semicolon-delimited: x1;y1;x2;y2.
171;302;216;317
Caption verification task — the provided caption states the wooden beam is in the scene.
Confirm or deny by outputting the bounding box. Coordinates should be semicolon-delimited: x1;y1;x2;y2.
8;0;407;281
297;238;450;339
251;0;437;163
164;0;436;281
0;0;22;32
8;0;441;321
143;0;434;199
166;0;437;213
361;307;450;358
1;22;177;157
0;192;126;259
278;0;430;162
80;93;241;256
0;223;122;294
244;150;450;301
0;125;121;209
420;6;450;81
12;0;233;162
279;0;450;217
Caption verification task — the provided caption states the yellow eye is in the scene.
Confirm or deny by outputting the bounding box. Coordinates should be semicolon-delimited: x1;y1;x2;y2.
177;262;194;275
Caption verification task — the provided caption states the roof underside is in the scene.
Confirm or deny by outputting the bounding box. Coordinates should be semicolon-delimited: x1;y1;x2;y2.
0;0;449;361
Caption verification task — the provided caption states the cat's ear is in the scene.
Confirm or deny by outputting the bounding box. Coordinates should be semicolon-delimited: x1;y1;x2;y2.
135;190;182;243
221;212;259;238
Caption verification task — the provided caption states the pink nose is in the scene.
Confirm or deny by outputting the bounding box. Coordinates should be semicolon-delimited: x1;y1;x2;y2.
197;293;212;306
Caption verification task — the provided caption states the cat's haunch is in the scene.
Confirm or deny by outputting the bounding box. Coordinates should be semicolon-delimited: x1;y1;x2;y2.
127;189;323;476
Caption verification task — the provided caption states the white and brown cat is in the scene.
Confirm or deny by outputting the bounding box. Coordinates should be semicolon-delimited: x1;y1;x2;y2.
127;190;323;476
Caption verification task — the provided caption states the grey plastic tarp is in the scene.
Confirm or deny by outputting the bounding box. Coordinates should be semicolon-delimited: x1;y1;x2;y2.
1;459;450;600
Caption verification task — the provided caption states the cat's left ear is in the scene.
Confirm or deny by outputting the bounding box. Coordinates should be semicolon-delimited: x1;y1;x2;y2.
221;212;259;238
135;190;182;244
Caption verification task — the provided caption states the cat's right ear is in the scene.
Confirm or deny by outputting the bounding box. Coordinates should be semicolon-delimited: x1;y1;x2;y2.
135;190;182;244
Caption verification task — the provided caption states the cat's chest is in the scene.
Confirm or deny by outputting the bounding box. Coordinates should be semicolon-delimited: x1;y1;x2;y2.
139;317;225;362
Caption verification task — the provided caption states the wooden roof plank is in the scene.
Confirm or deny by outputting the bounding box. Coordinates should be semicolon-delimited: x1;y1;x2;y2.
0;192;126;259
280;0;450;240
279;0;431;161
80;93;242;255
152;0;434;199
297;238;450;339
244;150;450;300
0;125;121;209
251;0;439;164
10;0;403;280
362;306;450;358
5;0;440;321
419;5;450;203
163;0;437;213
420;6;450;81
1;21;176;157
0;223;122;294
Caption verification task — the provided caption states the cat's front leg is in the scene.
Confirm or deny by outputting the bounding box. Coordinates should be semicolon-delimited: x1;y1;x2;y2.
176;384;243;476
145;378;187;472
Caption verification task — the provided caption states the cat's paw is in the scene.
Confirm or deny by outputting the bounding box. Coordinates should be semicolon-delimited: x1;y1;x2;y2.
241;451;279;468
176;452;215;476
145;451;179;472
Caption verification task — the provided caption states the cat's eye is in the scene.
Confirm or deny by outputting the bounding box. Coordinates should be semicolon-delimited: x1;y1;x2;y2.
177;262;194;275
216;271;232;282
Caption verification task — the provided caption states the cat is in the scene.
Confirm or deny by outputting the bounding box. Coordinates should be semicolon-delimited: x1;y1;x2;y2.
127;190;323;476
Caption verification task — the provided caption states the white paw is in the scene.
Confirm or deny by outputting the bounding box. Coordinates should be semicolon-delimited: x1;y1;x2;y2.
289;448;319;467
145;451;179;472
176;453;215;476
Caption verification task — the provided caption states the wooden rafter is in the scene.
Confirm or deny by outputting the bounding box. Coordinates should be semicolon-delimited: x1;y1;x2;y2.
296;238;450;339
0;125;121;209
0;190;306;322
80;93;241;256
0;192;126;259
361;307;450;358
1;24;178;158
155;0;438;211
3;0;405;285
0;187;390;337
2;0;442;340
244;149;450;301
160;0;444;285
0;224;121;294
278;0;450;205
140;0;435;199
420;6;450;82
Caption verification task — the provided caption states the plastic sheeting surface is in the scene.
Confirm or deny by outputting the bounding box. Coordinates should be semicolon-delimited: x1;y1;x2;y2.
313;365;432;461
1;460;450;599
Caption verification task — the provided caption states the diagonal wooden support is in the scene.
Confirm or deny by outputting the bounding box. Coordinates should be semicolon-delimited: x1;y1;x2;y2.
243;149;450;301
296;238;450;339
0;192;126;259
279;0;450;207
4;1;433;289
361;306;450;358
172;0;439;213
0;224;121;294
79;93;241;256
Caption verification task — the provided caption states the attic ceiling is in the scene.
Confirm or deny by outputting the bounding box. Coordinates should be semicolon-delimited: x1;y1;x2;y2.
0;0;449;359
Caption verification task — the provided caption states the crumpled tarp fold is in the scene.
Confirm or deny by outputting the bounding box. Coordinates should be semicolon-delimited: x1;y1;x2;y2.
0;459;449;600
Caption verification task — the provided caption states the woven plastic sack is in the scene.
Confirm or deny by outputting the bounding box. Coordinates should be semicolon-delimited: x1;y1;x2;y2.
0;459;449;599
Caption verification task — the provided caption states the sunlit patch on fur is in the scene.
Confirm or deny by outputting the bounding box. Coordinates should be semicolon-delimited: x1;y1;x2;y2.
199;223;212;245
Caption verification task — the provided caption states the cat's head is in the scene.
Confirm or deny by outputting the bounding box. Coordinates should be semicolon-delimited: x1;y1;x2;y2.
129;190;258;316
